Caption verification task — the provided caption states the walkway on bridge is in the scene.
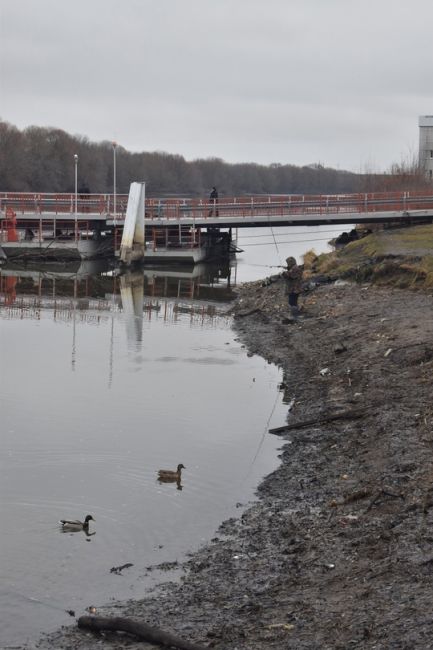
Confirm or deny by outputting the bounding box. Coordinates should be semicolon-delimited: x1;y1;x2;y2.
1;190;433;229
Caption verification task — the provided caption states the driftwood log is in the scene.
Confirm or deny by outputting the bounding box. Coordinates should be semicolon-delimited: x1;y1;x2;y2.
269;408;364;435
233;307;261;318
77;615;208;649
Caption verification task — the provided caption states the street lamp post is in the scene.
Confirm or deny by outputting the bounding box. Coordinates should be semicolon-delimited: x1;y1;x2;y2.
74;154;78;240
112;141;117;224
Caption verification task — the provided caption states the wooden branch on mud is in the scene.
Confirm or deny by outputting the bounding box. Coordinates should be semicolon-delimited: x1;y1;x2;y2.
329;487;381;509
269;408;365;435
365;489;404;513
78;615;209;650
234;307;261;318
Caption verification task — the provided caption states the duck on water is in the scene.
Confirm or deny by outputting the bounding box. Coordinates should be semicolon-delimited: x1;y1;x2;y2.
157;463;185;482
59;515;95;532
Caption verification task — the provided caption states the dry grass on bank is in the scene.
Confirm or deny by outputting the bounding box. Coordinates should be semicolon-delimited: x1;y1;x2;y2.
303;224;433;289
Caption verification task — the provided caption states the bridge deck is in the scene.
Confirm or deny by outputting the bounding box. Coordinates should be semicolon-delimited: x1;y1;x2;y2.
1;191;433;229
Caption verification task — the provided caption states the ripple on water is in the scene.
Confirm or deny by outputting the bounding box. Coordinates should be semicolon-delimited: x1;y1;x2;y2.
1;293;287;647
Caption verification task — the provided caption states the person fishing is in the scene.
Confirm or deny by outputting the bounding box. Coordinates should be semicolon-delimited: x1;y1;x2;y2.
281;256;303;315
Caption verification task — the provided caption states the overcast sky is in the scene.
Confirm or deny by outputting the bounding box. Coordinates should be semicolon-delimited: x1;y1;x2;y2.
1;0;432;173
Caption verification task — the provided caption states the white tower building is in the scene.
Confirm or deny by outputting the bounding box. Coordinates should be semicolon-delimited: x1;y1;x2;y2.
419;115;433;181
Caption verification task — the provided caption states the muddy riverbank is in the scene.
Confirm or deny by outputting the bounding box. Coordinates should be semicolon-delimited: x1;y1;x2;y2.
31;267;433;650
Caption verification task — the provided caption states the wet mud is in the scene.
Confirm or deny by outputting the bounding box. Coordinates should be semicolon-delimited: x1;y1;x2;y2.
32;277;433;649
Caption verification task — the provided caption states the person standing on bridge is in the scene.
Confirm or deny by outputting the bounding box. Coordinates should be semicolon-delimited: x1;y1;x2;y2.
209;186;219;217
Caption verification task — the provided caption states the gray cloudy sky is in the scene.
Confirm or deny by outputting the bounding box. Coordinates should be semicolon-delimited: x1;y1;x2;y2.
1;0;432;172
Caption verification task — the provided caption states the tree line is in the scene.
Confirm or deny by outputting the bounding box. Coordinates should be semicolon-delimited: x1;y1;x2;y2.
0;120;429;198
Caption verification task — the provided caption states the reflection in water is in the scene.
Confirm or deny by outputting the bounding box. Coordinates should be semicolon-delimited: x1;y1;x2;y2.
0;259;237;380
71;301;77;372
0;259;237;377
0;255;287;647
59;528;96;538
0;259;118;318
120;273;144;346
141;262;235;302
0;259;236;315
158;476;183;491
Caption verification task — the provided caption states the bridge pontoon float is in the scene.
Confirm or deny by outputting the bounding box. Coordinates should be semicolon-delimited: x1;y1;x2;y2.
0;203;114;261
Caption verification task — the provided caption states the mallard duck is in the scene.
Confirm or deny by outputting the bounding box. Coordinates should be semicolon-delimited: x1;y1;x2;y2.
157;463;185;481
60;514;95;532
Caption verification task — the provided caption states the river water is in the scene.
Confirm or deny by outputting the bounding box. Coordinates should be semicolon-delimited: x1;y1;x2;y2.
0;225;341;647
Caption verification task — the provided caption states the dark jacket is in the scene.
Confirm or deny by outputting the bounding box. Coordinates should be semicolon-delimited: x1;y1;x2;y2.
282;264;303;295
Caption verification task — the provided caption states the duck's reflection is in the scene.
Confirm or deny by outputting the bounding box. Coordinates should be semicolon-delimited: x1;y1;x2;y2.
59;527;96;538
157;475;183;491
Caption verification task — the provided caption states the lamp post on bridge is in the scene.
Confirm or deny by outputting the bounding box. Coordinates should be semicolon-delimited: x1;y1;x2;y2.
74;154;78;240
112;141;117;225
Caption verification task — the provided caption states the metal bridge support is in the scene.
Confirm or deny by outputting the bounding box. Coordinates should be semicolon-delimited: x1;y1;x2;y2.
120;182;145;264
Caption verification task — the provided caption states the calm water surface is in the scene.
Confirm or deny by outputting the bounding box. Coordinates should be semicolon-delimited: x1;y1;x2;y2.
0;226;340;646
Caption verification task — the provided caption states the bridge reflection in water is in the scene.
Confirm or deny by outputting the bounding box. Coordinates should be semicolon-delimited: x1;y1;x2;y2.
0;259;236;326
0;259;236;386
